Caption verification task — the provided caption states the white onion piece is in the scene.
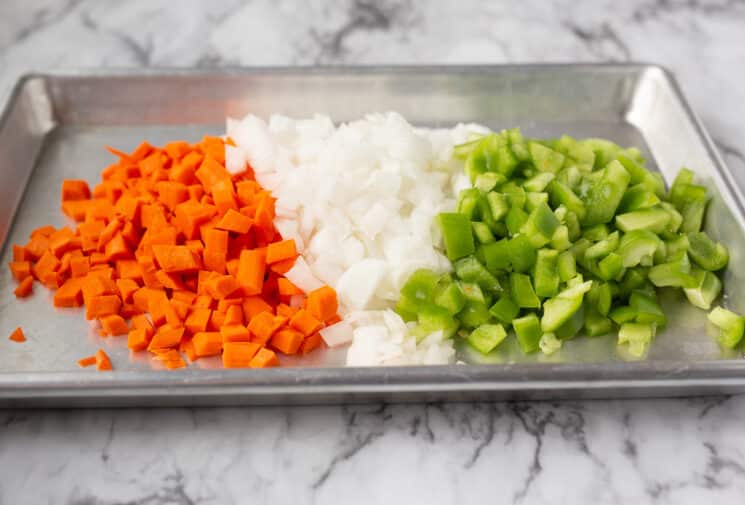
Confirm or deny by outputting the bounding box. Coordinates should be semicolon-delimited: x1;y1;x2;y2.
319;320;354;347
284;256;324;293
225;144;247;175
335;259;387;311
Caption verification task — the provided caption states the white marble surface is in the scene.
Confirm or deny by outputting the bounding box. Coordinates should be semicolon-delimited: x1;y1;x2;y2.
2;1;745;503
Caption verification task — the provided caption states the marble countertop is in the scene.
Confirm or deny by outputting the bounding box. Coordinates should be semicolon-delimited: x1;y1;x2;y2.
2;1;745;503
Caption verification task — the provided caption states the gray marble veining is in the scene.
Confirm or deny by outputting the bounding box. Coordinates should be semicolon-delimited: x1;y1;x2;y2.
1;1;745;503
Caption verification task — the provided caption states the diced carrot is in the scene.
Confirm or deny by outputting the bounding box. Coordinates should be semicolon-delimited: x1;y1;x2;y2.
270;327;304;355
300;332;323;355
276;303;298;319
12;245;28;261
95;348;113;371
8;327;26;343
266;239;297;264
77;355;97;367
69;256;90;277
204;275;241;300
99;314;129;336
221;324;251;343
216;297;242;313
151;349;187;369
249;347;279;368
147;325;184;350
9;261;31;281
85;294;122;320
13;274;34;298
164;141;191;160
54;278;85;307
195;156;231;193
193;294;213;309
237;249;265;295
289;309;323;336
269;257;296;275
127;328;150;351
247;311;285;345
208;309;226;331
277;277;303;297
223;304;243;326
222;341;261;368
184;307;211;335
152;245;201;273
192;331;223;357
61;179;91;201
61;200;90;221
31;224;56;238
307;286;339;323
104;233;130;261
243;296;273;319
215;208;252;234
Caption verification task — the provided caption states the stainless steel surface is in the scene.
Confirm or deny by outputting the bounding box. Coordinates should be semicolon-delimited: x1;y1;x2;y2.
1;64;744;406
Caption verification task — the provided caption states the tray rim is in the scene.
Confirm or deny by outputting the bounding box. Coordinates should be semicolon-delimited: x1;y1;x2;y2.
2;63;744;404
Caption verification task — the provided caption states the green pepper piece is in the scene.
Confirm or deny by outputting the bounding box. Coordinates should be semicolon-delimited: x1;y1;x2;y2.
457;188;481;220
508;235;537;273
609;305;636;325
584;305;613;336
587;282;612;316
684;269;722;310
454;256;501;294
617;230;662;268
581;160;630;226
474;173;505;192
550;225;572;251
582;224;610;242
466;324;508;354
585;231;620;260
648;252;697;288
555;303;585;340
502;182;526;209
539;332;563;355
489;295;520;324
659;202;683;238
529;142;565;173
557;165;583;189
480;240;511;273
472;221;496;244
414;304;459;340
533;249;559;298
510;272;541;309
400;269;439;307
565;211;581;241
506;206;529;236
438;212;475;261
434;282;467;315
557;251;577;282
598;252;624;281
486;192;509;221
458;281;487;304
513;313;543;353
618;322;654;357
687;232;729;271
629;290;667;327
619;184;661;212
708;306;745;349
457;300;492;329
523;173;555;192
453;137;484;160
615;208;671;234
548;180;587;220
664;234;689;260
540;279;592;332
525;192;550;212
521;201;560;248
395;295;419;322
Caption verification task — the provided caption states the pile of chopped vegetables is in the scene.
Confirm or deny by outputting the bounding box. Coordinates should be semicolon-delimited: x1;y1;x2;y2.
5;113;744;370
396;129;743;358
7;136;340;369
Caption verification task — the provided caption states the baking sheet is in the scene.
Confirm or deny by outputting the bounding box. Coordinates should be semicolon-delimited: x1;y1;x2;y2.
1;65;744;406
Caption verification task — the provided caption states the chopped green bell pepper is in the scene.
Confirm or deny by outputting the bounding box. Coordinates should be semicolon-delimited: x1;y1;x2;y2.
438;212;475;261
581;160;630;226
489;295;520;325
513;313;543;353
466;324;508;354
687;232;729;272
533;248;559;298
684;269;722;310
708;306;745;349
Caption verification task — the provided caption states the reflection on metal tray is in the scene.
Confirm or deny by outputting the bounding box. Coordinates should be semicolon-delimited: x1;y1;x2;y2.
1;65;744;407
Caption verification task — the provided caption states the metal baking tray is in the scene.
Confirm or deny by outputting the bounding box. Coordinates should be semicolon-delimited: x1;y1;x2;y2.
1;65;744;407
